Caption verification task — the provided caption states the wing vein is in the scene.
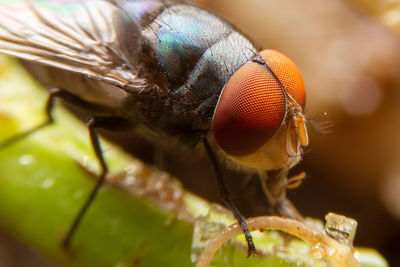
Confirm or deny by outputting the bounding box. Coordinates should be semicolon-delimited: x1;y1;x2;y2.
0;0;149;94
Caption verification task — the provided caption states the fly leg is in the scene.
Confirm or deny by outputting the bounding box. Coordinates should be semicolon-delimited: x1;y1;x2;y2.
201;136;256;256
0;87;63;149
259;169;304;220
0;87;127;249
62;116;132;249
60;116;107;249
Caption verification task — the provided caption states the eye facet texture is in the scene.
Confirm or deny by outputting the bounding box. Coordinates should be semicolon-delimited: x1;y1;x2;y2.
260;49;306;109
213;63;286;156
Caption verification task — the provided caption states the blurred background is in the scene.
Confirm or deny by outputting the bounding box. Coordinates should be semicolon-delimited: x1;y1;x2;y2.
195;0;400;265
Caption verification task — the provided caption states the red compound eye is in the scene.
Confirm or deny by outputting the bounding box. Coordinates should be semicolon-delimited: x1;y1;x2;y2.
260;49;306;108
212;63;286;156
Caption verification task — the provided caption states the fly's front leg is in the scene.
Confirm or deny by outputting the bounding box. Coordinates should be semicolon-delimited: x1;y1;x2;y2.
259;170;304;220
201;136;256;256
0;88;62;149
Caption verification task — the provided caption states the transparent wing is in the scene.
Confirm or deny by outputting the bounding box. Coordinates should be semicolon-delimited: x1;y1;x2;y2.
0;0;148;93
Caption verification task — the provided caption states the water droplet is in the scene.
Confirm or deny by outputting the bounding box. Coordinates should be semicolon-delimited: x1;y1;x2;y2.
311;243;326;259
81;156;89;167
19;155;33;165
125;176;135;185
125;164;142;175
74;190;84;199
325;212;358;245
41;178;55;189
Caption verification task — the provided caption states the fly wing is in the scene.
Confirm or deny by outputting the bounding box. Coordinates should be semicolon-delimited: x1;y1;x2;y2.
0;0;148;94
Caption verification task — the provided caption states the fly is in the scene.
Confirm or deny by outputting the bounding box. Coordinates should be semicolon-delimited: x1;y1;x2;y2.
0;0;308;256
